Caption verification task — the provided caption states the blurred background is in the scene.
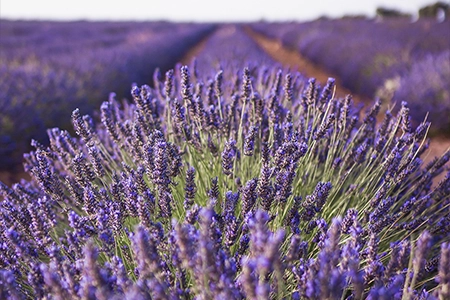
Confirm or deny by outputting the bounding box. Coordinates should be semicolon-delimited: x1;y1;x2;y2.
1;0;449;183
2;0;448;22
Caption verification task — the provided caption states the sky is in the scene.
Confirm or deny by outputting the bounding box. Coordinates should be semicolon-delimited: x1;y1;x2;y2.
1;0;448;22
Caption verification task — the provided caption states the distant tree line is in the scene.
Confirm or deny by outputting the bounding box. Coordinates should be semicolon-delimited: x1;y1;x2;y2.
376;2;449;20
375;7;412;19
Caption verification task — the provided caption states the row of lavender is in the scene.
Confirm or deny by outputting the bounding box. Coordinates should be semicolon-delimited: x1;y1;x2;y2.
250;19;450;134
193;25;278;75
0;20;216;169
0;25;449;299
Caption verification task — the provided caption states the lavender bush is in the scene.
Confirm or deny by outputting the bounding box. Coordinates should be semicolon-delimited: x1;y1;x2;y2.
0;61;449;299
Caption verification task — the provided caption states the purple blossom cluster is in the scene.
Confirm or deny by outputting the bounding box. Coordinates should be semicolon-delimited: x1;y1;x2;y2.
0;20;216;169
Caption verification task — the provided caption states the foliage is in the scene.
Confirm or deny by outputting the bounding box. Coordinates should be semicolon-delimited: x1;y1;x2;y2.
375;7;412;19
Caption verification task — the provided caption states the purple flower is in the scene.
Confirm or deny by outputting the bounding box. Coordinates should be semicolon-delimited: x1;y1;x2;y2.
0;270;23;299
181;66;193;105
302;182;333;220
243;125;259;156
363;99;381;126
286;234;308;263
435;242;450;299
221;139;237;176
400;101;412;133
318;78;336;111
364;233;384;284
241;67;252;104
241;258;258;299
241;178;258;217
284;73;294;103
41;262;71;299
72;108;93;143
184;166;197;209
257;163;274;211
153;141;170;187
274;161;297;204
164;69;174;100
314;113;335;140
79;240;113;299
100;100;120;144
303;78;317;108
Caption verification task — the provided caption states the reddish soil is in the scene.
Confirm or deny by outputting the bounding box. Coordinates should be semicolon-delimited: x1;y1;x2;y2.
0;169;31;187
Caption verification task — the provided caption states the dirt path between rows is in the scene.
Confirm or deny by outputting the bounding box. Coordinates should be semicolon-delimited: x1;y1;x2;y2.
244;26;372;106
0;170;30;187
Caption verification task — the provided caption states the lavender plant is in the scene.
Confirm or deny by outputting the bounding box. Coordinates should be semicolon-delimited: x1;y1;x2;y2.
0;63;449;299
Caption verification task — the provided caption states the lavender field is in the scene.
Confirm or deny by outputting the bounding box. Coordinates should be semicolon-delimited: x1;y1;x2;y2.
0;20;450;299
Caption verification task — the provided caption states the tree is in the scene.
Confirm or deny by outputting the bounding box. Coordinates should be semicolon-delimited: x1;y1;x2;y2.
419;2;449;20
376;7;412;19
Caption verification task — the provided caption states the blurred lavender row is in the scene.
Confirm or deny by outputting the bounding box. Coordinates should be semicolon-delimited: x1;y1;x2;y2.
0;20;216;169
193;25;278;75
250;18;450;133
